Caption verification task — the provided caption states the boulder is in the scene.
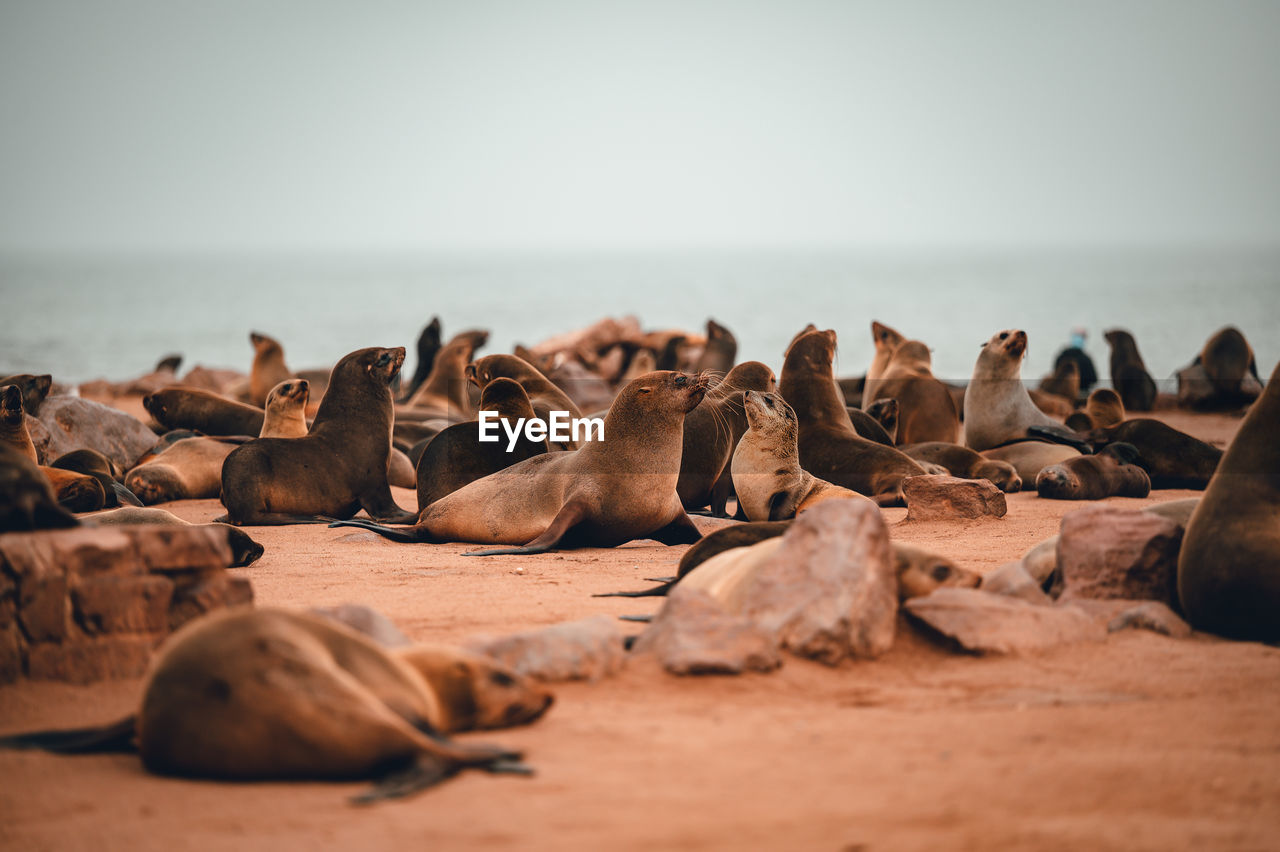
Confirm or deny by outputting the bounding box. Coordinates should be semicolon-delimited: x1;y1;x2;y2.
980;561;1052;605
630;592;780;675
1054;506;1183;607
904;587;1105;654
903;475;1007;521
468;615;628;682
32;397;157;469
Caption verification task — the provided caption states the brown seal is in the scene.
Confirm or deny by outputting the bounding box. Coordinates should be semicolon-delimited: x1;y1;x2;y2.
1177;326;1263;410
730;390;868;521
125;436;238;505
466;353;584;450
415;377;548;511
864;340;961;444
1104;329;1157;412
1177;359;1280;641
404;332;488;416
676;361;776;516
220;346;415;525
900;441;1023;493
1035;443;1151;500
248;332;293;407
144;388;265;437
1065;387;1127;432
1;384;38;462
963;330;1067;451
260;379;309;438
400;316;443;402
1083;418;1223;489
0;443;79;532
860;320;906;410
693;318;737;375
2;386;104;509
779;329;926;506
0;608;547;802
1038;359;1080;403
332;371;709;555
859;399;898;445
49;448;142;507
0;373;53;416
84;505;265;567
980;442;1080;484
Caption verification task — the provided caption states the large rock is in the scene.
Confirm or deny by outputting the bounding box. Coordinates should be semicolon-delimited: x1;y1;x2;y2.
310;604;412;647
904;587;1105;654
636;499;898;672
0;526;252;684
1053;506;1183;608
903;475;1007;521
980;561;1052;605
1106;601;1193;639
467;615;628;682
629;593;781;675
32;396;157;469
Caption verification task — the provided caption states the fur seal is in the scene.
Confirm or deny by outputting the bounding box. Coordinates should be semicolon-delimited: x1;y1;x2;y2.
125;436;237;505
260;379;310;438
693;319;737;375
85;505;265;567
0;373;53;416
1035;442;1151;500
1083;418;1223;489
731;390;868;521
332;371;709;555
861;320;906;410
1039;359;1080;403
981;442;1080;484
1177;359;1280;641
900;442;1022;493
220;346;415;525
144;388;265;437
0;608;547;802
415;377;548;511
49;449;142;507
676;361;776;516
1;384;38;462
401;317;443;402
0;443;79;531
1065;388;1126;432
859;399;898;445
963;330;1067;451
466;354;584;451
248;332;293;407
864;340;960;444
779;329;926;506
1177;326;1263;410
404;332;488;416
1104;329;1157;412
2;387;109;510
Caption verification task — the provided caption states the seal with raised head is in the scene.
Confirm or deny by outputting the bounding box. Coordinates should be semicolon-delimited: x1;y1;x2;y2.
779;329;926;506
730;390;868;521
401;316;442;402
861;320;906;410
693;318;737;376
144;388;265;437
260;379;309;438
414;377;548;511
1;384;38;462
1035;443;1152;500
1104;329;1157;412
1177;359;1280;641
900;441;1022;493
404;332;488;417
220;346;415;525
676;361;776;516
0;608;548;802
0;373;53;416
332;371;709;555
248;332;293;407
963;329;1067;451
466;353;584;450
864;339;961;445
1065;387;1126;432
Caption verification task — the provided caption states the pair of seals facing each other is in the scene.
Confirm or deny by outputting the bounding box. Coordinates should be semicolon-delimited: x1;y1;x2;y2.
0;608;553;803
220;347;416;525
780;329;929;506
1178;359;1280;642
334;371;710;555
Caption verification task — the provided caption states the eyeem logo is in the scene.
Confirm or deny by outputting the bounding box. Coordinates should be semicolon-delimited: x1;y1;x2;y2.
478;411;605;451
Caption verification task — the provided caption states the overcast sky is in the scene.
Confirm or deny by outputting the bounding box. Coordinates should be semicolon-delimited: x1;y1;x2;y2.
2;1;1278;255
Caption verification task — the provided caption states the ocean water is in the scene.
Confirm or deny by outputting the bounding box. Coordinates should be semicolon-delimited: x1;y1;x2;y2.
2;249;1278;388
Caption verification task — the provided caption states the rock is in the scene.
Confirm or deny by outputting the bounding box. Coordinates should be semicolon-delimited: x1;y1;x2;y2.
1142;498;1199;528
981;561;1052;605
1107;601;1193;639
33;396;157;469
904;587;1105;654
1021;535;1059;589
311;604;411;647
631;591;781;675
1054;506;1183;607
903;475;1007;521
467;615;629;682
25;635;160;684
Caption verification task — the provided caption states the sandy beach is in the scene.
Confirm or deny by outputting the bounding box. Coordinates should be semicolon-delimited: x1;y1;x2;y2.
2;404;1278;851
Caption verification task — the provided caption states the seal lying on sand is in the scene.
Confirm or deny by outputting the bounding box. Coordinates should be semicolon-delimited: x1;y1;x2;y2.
0;608;551;802
1035;443;1151;500
1177;359;1280;642
220;347;415;525
332;371;708;555
85;505;265;567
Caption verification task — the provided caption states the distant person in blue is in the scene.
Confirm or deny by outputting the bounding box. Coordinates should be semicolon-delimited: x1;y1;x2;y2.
1053;327;1098;393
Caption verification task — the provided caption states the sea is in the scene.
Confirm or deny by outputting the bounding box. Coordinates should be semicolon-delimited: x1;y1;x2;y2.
2;248;1278;388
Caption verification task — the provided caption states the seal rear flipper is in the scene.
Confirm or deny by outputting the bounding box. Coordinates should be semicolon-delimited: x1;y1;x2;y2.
1026;424;1093;453
351;755;461;805
111;482;144;508
328;518;431;543
0;714;136;754
462;500;590;556
592;580;675;598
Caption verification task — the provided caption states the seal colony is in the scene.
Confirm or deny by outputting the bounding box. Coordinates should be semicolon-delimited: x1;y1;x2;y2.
0;311;1274;814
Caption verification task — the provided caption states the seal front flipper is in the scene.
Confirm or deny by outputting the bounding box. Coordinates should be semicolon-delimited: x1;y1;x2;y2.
462;499;591;556
1026;424;1093;453
647;512;703;545
0;715;137;754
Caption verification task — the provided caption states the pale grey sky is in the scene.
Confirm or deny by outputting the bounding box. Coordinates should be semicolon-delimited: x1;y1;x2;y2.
2;0;1278;254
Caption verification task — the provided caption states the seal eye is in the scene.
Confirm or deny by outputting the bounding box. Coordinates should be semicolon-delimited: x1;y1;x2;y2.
931;564;952;582
490;671;516;687
999;332;1008;340
376;353;391;367
675;375;688;387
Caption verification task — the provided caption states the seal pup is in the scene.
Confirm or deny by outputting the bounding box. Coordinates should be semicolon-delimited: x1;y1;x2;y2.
864;340;961;445
467;353;584;450
248;332;293;407
143;388;265;437
415;377;548;511
900;442;1022;493
0;443;80;531
220;346;416;525
85;505;265;567
125;436;238;505
49;449;142;507
1104;329;1157;412
1082;418;1223;489
1035;443;1152;500
1177;359;1280;641
731;390;869;521
0;608;543;802
260;379;309;438
676;361;776;516
963;330;1069;451
332;371;709;555
693;318;737;375
861;320;906;410
779;329;927;506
